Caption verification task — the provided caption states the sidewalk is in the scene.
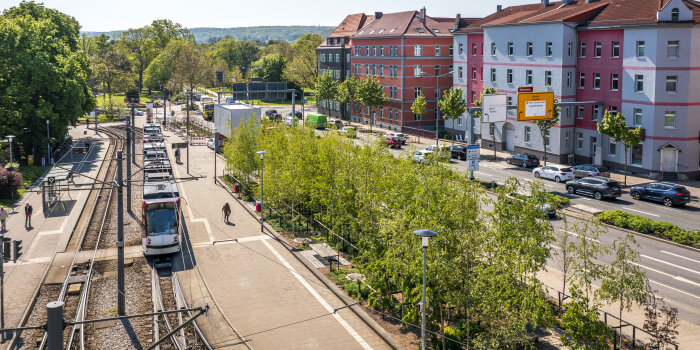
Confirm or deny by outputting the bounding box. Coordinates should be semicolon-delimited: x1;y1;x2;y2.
1;124;108;345
159;126;393;349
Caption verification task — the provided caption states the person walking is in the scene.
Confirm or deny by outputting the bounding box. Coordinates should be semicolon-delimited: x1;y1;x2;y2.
0;206;8;232
24;203;33;228
174;148;181;164
222;202;231;223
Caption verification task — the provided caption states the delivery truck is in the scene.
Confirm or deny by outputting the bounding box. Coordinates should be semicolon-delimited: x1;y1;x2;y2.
214;103;262;139
307;113;327;130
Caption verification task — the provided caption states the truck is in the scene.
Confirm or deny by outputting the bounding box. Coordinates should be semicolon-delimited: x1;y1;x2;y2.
201;97;215;121
213;103;262;140
306;113;327;130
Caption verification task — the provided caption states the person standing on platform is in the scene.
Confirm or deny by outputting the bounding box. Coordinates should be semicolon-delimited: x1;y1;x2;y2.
24;203;33;228
0;206;8;231
222;202;231;223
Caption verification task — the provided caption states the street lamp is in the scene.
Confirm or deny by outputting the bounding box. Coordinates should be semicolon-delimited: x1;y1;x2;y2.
213;127;218;184
6;135;15;170
413;229;437;350
256;151;267;233
186;89;191;175
422;70;454;147
46;119;51;164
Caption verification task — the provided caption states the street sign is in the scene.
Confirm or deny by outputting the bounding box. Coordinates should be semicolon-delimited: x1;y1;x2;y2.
47;177;55;184
518;86;534;93
468;159;479;171
517;92;555;121
467;144;480;160
482;94;507;123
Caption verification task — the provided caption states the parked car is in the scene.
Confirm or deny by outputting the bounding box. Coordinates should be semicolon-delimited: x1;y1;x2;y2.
630;183;691;207
413;150;429;164
386;137;402;149
566;177;622;200
284;116;297;126
424;145;451;161
329;119;343;129
506;153;540;168
385;132;407;145
207;138;214;150
449;145;467;160
225;97;236;104
571;164;610;178
265;109;278;117
532;166;575;183
338;126;356;137
504;193;557;218
267;113;282;122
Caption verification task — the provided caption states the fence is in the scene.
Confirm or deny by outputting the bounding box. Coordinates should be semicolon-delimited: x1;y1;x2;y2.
189;137;206;146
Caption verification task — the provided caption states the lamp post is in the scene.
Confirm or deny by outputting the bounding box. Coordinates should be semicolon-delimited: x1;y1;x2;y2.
213;127;218;184
413;229;437;350
186;89;191;175
46;119;51;164
256;151;267;233
6;135;15;170
422;70;454;147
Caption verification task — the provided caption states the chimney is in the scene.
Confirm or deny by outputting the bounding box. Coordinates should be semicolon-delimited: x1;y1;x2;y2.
420;7;427;26
374;11;383;19
542;0;549;7
497;5;503;11
454;13;461;31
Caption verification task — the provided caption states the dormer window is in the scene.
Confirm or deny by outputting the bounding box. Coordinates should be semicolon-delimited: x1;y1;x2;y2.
433;28;440;33
416;28;424;33
671;8;679;22
378;29;385;33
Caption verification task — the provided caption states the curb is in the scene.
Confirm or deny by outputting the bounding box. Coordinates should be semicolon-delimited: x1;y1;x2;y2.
216;178;405;350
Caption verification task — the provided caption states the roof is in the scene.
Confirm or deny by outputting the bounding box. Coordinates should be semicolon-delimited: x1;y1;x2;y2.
328;13;374;38
455;0;699;33
352;10;459;38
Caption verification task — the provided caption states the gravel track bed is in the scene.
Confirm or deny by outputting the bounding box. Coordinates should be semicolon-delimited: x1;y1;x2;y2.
82;258;152;349
16;284;61;349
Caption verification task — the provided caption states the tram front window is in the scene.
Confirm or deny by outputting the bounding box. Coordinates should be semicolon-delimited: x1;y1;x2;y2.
146;208;176;236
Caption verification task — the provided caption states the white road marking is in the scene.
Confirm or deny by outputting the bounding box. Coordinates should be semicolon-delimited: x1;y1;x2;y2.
563;230;600;243
650;279;700;300
260;239;373;350
642;254;700;277
661;250;700;265
622;207;660;217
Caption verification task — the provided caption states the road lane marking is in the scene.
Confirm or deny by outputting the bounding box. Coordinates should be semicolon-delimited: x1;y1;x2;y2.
642;254;700;277
622;207;660;217
260;239;373;349
660;250;700;265
563;230;600;243
649;279;700;300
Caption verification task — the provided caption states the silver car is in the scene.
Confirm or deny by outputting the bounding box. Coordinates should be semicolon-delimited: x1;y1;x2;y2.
533;166;576;183
571;164;610;178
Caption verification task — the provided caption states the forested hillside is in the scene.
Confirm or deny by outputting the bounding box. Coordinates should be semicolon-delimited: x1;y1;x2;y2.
83;25;333;43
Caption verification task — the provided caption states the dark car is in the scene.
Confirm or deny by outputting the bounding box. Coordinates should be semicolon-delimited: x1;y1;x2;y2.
630;183;691;207
566;176;622;200
449;145;467;160
265;109;277;117
506;153;540;168
386;137;401;149
287;111;303;119
267;113;282;121
571;164;610;178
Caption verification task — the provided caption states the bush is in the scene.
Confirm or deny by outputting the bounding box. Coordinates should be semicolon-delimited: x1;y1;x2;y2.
0;166;23;198
599;210;700;247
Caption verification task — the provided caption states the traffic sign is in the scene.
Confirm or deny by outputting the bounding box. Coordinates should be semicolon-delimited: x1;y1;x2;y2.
47;177;55;184
517;92;554;121
482;94;507;123
468;159;479;171
518;86;534;93
467;144;480;160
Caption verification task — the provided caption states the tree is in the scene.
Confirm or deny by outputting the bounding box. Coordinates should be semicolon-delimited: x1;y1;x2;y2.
643;290;679;350
144;39;187;91
169;44;214;95
119;27;157;93
534;99;561;166
285;33;323;87
438;88;467;144
472;88;498;159
149;19;193;49
0;1;94;157
356;76;388;132
211;38;260;79
569;220;607;299
554;217;576;301
251;54;287;82
560;285;612;350
98;47;131;99
597;234;650;347
411;92;426;118
264;39;294;61
597;110;642;186
315;71;338;108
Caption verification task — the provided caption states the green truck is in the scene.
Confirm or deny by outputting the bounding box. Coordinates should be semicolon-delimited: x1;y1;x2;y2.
306;113;327;129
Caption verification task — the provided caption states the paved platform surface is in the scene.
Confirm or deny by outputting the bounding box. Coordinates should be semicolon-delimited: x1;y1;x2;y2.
158;125;392;349
1;125;108;348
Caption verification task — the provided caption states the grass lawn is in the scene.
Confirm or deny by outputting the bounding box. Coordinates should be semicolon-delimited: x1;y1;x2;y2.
0;164;45;207
96;93;157;108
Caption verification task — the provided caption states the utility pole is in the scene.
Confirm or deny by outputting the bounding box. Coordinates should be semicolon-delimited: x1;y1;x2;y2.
186;89;191;175
213;128;218;184
1;236;5;335
116;150;125;316
163;88;167;126
132;102;136;164
127;101;133;213
46;301;64;350
46;119;51;165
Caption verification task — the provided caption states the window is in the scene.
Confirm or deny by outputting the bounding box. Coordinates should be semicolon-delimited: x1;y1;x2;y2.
566;132;571;149
508;96;513;105
635;75;644;92
458;43;464;55
664;111;676;128
472;43;477;55
567;72;572;87
526;42;533;56
449;64;453;72
449;45;453;55
610;106;618;115
609;141;617;156
612;42;620;58
435;46;441;56
568;42;573;56
631;144;643;165
507;42;514;56
414;113;421;121
379;65;384;77
458;66;463;79
593;105;600;121
346;53;350;62
414;65;423;77
491;42;496;55
435;65;440;76
471;91;476;103
414;87;422;98
458;117;462;126
667;40;679;58
593;73;601;89
506;69;513;83
373;46;377;56
524;126;531;142
671;8;679;22
633;108;642;126
472;67;477;80
577;132;584;149
380;46;384;56
545;71;552;86
577;106;584;119
490;68;496;82
579;73;585;88
372;65;376;76
414;45;422;56
611;74;619;91
526;70;533;85
666;76;678;92
594;42;602;57
546;42;553;56
636;41;645;57
544;129;550;147
579;42;586;57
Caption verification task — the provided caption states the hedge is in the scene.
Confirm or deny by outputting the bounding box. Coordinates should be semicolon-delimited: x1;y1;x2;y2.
598;210;700;247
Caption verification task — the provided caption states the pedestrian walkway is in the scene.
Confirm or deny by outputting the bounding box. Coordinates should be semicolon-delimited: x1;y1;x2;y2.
1;124;108;346
158;126;394;349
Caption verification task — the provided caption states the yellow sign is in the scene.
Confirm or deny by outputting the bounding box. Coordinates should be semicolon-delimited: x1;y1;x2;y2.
28;155;34;166
517;92;554;121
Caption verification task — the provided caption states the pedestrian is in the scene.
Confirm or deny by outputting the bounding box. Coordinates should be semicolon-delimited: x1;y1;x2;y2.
86;119;90;128
174;148;181;163
222;202;231;223
24;203;33;228
0;206;8;232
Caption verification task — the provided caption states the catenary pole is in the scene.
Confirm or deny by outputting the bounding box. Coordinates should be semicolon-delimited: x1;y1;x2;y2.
126;101;133;213
186;89;191;175
117;151;125;316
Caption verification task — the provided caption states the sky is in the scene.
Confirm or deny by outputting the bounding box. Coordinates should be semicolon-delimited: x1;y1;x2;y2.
2;0;539;32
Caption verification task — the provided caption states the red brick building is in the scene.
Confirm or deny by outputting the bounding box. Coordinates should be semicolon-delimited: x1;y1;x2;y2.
349;9;475;132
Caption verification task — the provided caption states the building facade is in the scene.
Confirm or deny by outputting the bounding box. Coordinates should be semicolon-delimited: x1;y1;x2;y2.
453;0;700;179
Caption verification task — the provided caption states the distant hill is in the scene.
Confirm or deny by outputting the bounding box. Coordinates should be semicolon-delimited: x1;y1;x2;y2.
82;25;334;43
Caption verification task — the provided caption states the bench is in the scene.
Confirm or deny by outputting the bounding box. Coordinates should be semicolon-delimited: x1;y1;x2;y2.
309;243;340;270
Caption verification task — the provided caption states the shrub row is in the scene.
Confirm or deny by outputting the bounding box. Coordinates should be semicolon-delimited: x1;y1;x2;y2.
598;210;700;247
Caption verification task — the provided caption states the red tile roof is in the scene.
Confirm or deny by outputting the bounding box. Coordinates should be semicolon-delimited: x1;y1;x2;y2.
328;13;373;38
352;10;472;38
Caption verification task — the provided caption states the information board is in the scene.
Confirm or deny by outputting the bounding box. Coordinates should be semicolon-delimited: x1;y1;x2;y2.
517;92;554;121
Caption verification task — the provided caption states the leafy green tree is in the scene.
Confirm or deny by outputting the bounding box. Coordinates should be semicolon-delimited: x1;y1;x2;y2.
534;100;560;166
0;1;94;157
211;38;260;79
222;118;260;185
119;27;157;92
144;39;187;91
98;47;131;100
438;88;467;144
643;290;679;350
251;54;287;82
336;78;358;120
560;285;612;350
149;19;193;49
264;39;294;61
597;110;642;186
597;234;650;347
315;71;338;109
570;220;608;299
169;43;214;95
554;217;576;299
356;77;388;132
285;33;323;87
411;92;426;119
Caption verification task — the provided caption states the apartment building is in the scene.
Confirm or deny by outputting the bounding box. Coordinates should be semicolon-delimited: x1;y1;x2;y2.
317;13;373;120
349;9;475;132
453;0;700;179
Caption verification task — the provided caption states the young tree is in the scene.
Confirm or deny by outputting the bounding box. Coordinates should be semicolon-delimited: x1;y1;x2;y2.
554;217;576;301
143;39;187;91
410;92;427;119
643;290;679;350
570;220;607;299
438;88;467;144
315;71;339;106
251;54;287;82
533;100;560;166
472;88;498;159
597;234;650;347
356;76;388;132
597;110;643;186
336;78;358;120
560;285;612;350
